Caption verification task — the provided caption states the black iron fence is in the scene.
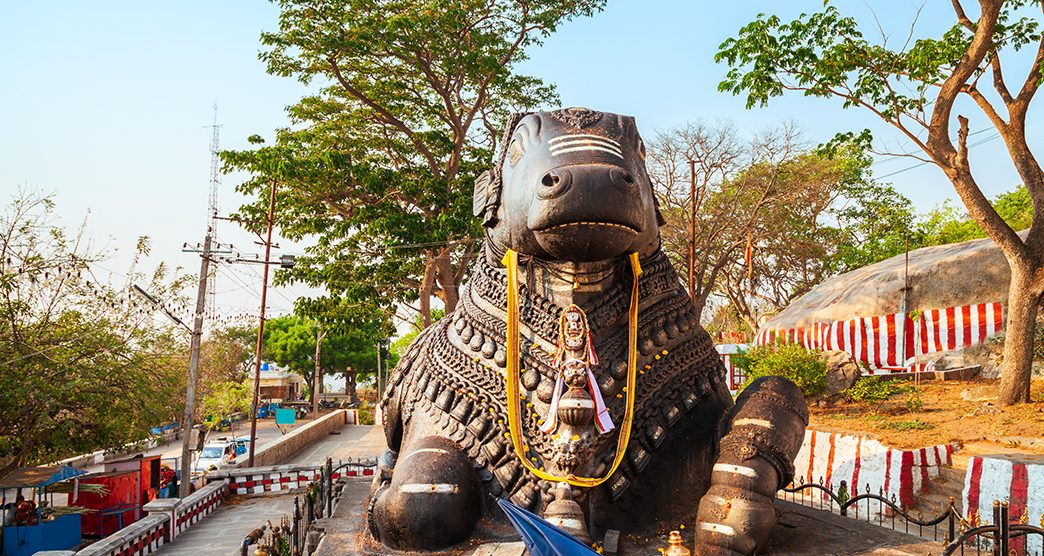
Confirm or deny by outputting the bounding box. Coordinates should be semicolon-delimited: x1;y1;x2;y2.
780;478;1044;555
943;500;1044;556
240;457;378;556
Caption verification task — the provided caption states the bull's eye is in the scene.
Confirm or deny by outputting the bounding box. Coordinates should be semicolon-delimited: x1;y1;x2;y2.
637;139;647;161
508;140;524;167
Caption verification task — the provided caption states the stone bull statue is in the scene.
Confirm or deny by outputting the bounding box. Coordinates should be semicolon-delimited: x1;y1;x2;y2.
368;108;808;555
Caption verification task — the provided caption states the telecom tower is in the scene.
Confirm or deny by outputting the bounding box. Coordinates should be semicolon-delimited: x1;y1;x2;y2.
205;104;222;321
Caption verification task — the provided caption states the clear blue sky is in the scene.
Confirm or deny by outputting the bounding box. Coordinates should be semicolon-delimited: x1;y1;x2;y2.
1;1;1038;319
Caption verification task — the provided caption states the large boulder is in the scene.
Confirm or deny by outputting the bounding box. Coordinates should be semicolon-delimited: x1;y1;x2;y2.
762;233;1020;331
821;350;861;398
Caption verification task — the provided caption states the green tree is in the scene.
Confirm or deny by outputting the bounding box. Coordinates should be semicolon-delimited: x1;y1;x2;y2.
224;0;604;328
718;1;1044;405
199;381;251;432
920;186;1034;245
0;192;187;471
263;314;389;405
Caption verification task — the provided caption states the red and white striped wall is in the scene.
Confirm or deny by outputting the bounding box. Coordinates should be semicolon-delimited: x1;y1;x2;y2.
963;455;1044;555
754;302;1003;372
791;429;954;509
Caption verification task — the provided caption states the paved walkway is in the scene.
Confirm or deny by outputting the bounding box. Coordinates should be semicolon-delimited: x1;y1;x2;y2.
154;425;386;556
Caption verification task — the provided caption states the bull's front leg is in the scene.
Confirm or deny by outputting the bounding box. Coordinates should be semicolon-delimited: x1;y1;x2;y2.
696;376;808;555
368;435;482;550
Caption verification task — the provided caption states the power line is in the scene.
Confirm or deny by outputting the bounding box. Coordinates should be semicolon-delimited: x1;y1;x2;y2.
875;132;1002;179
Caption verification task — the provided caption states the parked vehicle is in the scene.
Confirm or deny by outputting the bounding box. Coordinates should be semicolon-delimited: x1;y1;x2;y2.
193;437;250;473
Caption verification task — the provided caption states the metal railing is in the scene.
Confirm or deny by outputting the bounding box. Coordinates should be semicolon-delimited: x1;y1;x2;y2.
780;478;956;541
943;500;1044;556
239;457;377;556
781;478;1044;555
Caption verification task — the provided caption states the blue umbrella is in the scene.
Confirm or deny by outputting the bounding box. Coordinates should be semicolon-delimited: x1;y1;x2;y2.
497;498;599;556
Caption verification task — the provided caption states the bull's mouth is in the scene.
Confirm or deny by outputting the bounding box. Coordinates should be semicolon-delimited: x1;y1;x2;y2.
536;220;641;235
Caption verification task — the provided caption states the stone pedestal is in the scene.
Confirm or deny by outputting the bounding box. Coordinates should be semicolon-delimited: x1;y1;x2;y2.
315;481;941;556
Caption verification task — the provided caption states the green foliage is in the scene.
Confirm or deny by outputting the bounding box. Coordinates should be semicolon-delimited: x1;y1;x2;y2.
842;377;923;413
733;343;828;397
263;314;388;400
919;187;1034;246
842;377;895;405
225;0;605;326
200;381;251;431
357;400;376;426
0;192;189;470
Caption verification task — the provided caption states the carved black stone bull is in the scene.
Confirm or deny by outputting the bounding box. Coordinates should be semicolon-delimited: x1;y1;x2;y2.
368;108;808;554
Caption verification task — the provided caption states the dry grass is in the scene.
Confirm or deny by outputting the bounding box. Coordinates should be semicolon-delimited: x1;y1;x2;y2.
809;377;1044;456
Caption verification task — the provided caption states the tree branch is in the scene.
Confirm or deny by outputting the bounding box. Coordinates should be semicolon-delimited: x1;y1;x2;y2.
326;58;444;179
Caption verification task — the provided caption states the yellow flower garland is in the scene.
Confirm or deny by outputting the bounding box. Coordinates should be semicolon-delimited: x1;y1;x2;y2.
502;249;642;488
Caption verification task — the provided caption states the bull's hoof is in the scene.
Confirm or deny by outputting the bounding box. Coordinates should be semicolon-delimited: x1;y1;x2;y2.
368;436;481;550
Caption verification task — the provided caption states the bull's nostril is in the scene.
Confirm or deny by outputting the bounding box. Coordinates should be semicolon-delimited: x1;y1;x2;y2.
542;173;561;187
611;168;636;186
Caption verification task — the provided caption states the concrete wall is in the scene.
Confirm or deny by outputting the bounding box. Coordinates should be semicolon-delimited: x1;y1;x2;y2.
239;409;348;468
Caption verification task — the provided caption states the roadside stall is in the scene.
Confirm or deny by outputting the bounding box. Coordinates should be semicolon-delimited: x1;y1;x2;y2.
0;465;86;556
103;454;164;503
70;469;140;538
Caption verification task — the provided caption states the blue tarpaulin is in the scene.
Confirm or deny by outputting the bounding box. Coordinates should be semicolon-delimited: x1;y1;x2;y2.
497;498;598;556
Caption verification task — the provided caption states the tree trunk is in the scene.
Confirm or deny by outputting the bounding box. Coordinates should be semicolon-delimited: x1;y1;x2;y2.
435;247;460;313
998;266;1039;405
419;255;436;328
345;368;359;406
313;328;326;417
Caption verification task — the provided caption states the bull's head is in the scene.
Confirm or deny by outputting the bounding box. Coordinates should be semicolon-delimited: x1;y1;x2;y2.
475;108;663;263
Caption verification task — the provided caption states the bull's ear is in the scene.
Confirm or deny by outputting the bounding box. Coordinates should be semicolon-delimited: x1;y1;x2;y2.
473;170;491;218
653;193;667;227
473;170;499;226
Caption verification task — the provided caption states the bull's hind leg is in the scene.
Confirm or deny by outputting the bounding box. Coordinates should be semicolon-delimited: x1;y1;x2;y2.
368;435;481;550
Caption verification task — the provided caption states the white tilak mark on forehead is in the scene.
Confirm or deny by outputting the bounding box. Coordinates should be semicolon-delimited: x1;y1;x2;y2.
549;134;621;146
548;145;624;159
551;142;624;157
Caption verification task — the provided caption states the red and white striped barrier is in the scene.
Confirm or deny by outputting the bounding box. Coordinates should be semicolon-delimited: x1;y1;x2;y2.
75;515;169;556
963;455;1044;554
173;482;225;535
715;344;748;391
210;462;376;495
791;429;954;508
754;302;1004;372
345;408;360;424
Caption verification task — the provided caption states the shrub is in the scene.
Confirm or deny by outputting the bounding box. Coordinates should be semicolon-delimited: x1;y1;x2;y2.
358;400;376;425
843;377;923;413
842;376;895;405
733;343;828;397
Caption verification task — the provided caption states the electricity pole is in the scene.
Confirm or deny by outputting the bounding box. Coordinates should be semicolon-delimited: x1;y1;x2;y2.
247;180;278;467
178;232;212;497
